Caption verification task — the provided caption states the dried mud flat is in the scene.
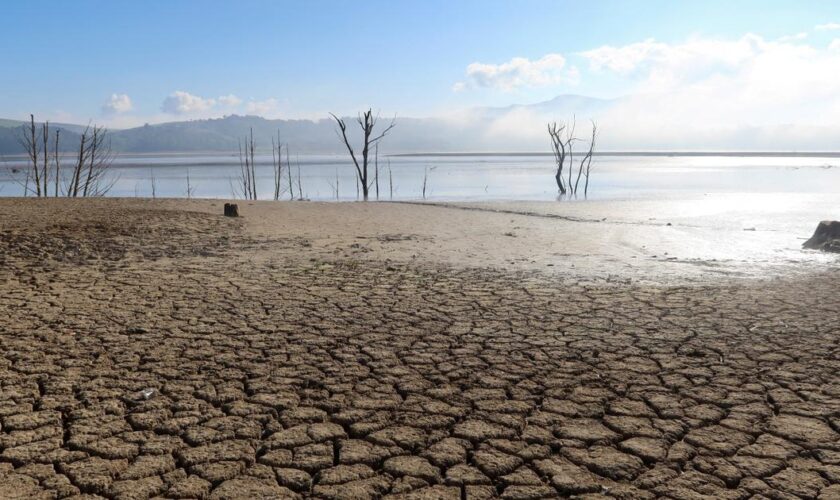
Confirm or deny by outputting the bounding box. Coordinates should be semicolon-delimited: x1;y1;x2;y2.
0;199;839;500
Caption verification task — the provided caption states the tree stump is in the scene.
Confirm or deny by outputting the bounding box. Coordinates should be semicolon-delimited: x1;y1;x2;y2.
802;220;840;252
224;203;239;217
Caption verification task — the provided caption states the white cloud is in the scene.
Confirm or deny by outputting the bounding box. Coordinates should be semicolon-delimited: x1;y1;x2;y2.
455;54;579;91
102;93;133;114
778;32;808;42
581;35;763;85
161;91;217;114
441;33;840;150
575;34;840;148
815;22;840;31
218;94;242;107
452;82;467;92
245;98;280;116
159;91;281;117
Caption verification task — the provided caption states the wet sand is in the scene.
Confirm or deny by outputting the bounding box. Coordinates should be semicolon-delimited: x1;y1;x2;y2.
0;198;838;499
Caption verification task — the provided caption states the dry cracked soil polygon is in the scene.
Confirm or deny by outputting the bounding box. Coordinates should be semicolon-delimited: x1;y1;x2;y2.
0;199;839;499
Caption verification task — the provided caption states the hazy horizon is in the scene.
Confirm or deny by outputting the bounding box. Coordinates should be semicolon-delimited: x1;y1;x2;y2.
5;1;840;151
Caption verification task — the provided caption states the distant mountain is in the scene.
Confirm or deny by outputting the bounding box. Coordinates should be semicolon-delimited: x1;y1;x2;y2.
0;95;615;155
0;119;96;157
470;94;618;119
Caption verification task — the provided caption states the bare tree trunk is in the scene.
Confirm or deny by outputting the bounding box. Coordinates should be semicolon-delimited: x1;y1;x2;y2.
25;115;41;196
330;109;395;202
71;131;87;197
237;141;245;198
296;157;303;200
249;128;257;200
374;143;380;200
53;129;60;197
548;122;567;195
567;118;576;193
286;146;294;200
388;159;393;200
582;123;597;198
42;122;49;196
82;128;98;197
272;132;282;201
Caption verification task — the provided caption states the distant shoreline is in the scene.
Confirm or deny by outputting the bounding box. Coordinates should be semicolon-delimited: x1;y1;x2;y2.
389;151;840;158
4;151;840;161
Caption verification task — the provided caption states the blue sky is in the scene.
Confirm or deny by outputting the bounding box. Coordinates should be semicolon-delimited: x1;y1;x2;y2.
3;0;840;134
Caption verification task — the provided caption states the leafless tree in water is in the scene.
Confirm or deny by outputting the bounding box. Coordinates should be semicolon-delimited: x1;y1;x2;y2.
286;146;294;200
270;131;287;201
185;168;195;199
326;168;340;200
41;121;49;196
579;123;597;197
374;143;380;200
15;115;113;197
237;129;258;200
548;119;597;198
548;121;569;195
421;166;435;200
388;159;394;200
67;124;116;197
53;129;60;197
296;155;303;200
17;115;42;196
330;109;395;200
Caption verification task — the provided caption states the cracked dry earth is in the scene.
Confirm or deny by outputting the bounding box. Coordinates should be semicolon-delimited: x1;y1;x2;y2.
1;200;839;500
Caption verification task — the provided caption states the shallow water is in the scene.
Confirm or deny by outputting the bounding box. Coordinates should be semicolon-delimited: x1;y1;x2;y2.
2;153;840;201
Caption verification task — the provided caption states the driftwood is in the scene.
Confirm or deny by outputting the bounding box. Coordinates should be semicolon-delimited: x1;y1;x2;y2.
224;203;239;217
802;220;840;252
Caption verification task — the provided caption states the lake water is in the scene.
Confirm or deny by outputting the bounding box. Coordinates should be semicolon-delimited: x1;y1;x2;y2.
2;153;839;201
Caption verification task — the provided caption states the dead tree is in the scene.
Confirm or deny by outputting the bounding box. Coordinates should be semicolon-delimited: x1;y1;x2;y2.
150;168;157;198
53;129;60;197
547;122;568;195
249;130;257;199
81;126;115;197
271;131;285;201
69;128;88;197
237;129;258;200
59;124;115;198
581;124;597;197
286;146;294;200
548;119;597;198
41;121;49;196
374;143;380;200
330;109;395;201
186;169;194;199
296;156;303;200
14;115;114;198
17;115;41;196
388;159;394;200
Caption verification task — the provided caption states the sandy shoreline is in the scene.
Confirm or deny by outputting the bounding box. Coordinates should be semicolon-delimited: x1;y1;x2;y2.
1;198;839;499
